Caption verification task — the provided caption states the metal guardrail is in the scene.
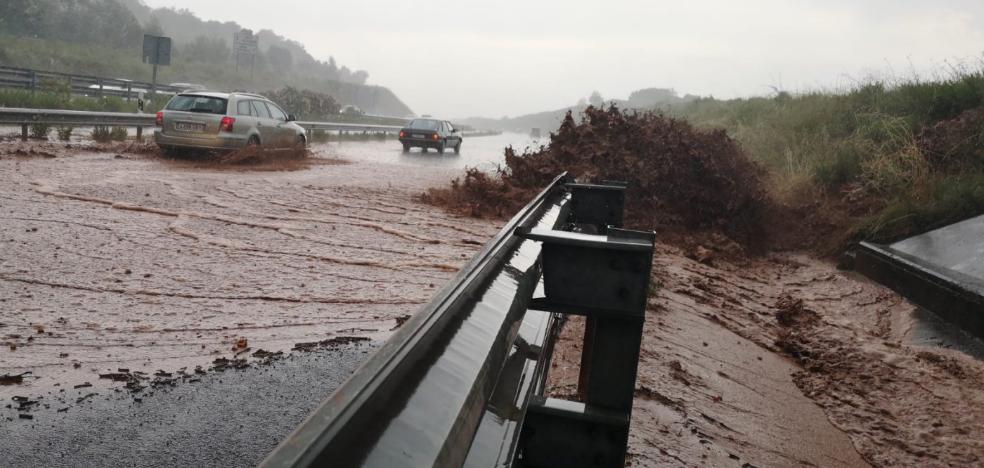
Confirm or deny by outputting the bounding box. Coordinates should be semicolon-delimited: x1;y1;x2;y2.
0;107;157;127
0;107;404;141
261;176;655;467
0;65;183;99
0;107;156;140
296;120;403;134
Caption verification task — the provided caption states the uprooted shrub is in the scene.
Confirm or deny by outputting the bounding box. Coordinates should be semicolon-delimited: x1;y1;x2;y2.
91;125;112;143
423;106;769;245
56;126;73;141
917;107;984;170
110;126;128;141
29;122;51;140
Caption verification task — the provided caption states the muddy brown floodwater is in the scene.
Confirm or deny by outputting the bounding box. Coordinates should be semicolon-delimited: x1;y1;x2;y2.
3;138;983;468
548;243;984;467
0;140;497;403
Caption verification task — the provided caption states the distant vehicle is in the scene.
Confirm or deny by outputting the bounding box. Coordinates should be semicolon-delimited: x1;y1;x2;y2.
85;82;153;96
168;82;207;92
398;118;462;154
340;105;363;116
154;91;306;153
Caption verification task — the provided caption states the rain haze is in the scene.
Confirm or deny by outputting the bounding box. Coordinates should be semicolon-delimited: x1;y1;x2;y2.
5;1;984;467
140;0;984;118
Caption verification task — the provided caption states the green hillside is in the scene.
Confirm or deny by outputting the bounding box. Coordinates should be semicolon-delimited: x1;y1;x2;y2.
663;71;984;249
0;0;414;117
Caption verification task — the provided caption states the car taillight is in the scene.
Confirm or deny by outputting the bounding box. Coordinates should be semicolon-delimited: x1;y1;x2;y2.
155;111;163;126
399;131;405;138
220;116;235;132
432;133;439;140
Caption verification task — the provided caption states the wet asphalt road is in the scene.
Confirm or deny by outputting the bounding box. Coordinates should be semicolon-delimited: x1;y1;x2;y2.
0;342;375;468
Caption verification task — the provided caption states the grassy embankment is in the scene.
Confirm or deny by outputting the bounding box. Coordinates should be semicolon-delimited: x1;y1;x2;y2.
666;69;984;248
0;33;412;117
0;88;140;113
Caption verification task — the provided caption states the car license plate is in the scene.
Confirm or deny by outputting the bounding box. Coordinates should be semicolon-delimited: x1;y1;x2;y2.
175;122;205;132
413;133;425;138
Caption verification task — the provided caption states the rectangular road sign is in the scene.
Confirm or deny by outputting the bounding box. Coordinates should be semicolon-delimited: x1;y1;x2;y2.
142;35;172;66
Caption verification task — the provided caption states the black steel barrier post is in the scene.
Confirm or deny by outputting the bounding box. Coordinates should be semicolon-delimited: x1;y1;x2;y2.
515;181;653;468
563;181;628;400
565;181;627;235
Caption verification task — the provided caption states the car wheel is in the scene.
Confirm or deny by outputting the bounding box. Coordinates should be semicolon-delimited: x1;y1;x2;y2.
247;135;261;147
454;142;461;154
402;144;410;153
294;135;306;149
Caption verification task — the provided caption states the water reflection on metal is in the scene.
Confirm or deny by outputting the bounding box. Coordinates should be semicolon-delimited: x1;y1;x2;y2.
260;174;571;468
890;214;984;285
462;306;553;467
356;236;551;467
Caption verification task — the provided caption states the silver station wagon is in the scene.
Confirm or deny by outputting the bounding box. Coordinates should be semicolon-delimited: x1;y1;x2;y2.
154;92;306;153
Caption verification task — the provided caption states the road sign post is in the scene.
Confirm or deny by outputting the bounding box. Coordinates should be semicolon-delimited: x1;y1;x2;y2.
234;29;259;81
142;34;172;98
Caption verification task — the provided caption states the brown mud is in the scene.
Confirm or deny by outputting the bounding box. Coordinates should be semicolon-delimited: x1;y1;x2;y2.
547;244;984;467
0;140;496;410
422;106;769;247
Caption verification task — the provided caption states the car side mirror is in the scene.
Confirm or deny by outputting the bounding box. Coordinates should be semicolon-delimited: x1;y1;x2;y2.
287;114;297;122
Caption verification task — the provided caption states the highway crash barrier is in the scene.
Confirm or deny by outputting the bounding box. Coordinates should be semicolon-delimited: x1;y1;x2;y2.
261;174;655;468
0;107;403;143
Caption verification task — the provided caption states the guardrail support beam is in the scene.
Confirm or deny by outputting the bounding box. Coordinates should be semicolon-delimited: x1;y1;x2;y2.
517;225;654;468
519;397;630;468
565;181;627;234
21;124;28;141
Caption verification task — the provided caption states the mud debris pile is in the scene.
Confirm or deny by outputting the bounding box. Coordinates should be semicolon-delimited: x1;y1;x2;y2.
423;106;769;246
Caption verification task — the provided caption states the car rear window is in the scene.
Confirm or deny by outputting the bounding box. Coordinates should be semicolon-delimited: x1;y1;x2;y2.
250;101;271;119
165;95;228;114
236;100;253;116
408;119;440;130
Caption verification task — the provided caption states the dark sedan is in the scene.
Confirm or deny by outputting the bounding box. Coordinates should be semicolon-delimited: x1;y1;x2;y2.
398;118;462;154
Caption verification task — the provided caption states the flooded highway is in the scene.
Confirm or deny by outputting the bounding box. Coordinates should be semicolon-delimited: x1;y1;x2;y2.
321;131;544;171
5;134;982;468
0;137;502;404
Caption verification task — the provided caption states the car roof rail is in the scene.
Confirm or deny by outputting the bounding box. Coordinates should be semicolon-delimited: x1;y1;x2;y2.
233;92;270;100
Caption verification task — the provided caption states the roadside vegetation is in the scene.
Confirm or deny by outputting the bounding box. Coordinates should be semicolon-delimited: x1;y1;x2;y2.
666;68;984;250
0;1;414;117
427;68;984;255
0;88;140;113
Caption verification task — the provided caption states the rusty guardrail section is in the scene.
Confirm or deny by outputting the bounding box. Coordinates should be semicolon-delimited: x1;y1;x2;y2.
261;175;655;468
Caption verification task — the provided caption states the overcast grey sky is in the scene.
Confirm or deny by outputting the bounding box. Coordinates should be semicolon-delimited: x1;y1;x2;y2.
142;0;984;118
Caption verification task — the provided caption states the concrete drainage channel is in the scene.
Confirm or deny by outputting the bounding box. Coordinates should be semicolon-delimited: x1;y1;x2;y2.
848;214;984;341
261;174;656;468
